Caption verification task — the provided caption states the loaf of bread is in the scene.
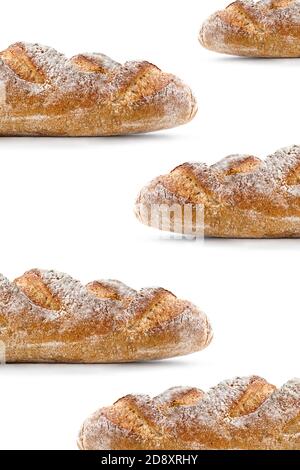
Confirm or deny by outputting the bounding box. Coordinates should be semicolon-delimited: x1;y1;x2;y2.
0;42;197;136
199;0;300;57
0;269;212;363
78;376;300;450
135;145;300;238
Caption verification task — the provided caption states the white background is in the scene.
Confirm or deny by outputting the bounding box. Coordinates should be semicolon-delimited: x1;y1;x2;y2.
0;0;299;449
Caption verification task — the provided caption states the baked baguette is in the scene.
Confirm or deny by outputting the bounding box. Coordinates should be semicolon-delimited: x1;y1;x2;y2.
199;0;300;57
78;376;300;450
0;269;212;363
135;145;300;238
0;42;197;136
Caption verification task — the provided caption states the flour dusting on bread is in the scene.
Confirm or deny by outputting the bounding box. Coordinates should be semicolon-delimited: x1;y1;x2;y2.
136;145;300;238
0;42;197;136
0;269;212;363
78;376;300;450
200;1;300;57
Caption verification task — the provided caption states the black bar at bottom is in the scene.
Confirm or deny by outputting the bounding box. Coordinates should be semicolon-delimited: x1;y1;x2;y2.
0;450;299;465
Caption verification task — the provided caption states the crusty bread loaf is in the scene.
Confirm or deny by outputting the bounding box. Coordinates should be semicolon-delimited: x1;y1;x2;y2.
0;42;197;136
199;0;300;57
135;145;300;238
0;269;212;363
78;376;300;450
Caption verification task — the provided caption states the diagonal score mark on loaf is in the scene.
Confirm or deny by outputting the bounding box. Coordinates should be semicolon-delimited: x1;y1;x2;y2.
70;53;120;74
154;387;205;409
0;43;46;84
104;395;166;445
14;270;61;310
109;62;171;105
211;154;262;175
224;1;267;33
124;288;200;334
227;377;276;418
86;279;137;302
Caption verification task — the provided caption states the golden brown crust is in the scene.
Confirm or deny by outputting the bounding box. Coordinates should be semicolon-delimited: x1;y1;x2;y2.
0;269;212;363
78;376;300;450
135;145;300;238
199;0;300;57
0;42;197;136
